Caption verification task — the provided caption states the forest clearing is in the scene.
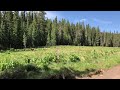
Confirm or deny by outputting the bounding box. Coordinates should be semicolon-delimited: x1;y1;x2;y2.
0;11;120;79
0;46;120;79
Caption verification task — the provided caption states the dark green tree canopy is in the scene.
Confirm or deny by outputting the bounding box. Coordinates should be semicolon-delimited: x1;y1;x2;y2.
0;11;120;50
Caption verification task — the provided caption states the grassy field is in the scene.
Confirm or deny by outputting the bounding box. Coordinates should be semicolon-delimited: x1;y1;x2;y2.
0;46;120;79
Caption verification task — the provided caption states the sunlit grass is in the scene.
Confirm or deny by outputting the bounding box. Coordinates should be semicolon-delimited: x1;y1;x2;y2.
0;46;120;79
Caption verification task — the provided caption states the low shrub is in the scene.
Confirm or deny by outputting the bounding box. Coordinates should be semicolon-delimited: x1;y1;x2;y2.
69;54;80;62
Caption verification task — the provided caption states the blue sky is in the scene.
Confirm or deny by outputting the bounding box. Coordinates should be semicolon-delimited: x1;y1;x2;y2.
45;11;120;33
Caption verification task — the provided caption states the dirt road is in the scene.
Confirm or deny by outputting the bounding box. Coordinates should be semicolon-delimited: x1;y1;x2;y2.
80;65;120;79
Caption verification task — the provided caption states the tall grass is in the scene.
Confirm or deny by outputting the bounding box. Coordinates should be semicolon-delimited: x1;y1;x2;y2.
0;46;120;79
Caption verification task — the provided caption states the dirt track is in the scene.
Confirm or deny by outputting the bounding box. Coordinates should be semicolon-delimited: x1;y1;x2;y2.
79;65;120;79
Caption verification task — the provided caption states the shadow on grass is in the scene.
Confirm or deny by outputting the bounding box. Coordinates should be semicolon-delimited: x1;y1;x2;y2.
0;46;51;53
0;63;97;79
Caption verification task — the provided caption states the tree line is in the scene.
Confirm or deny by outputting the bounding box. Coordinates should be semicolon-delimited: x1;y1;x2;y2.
0;11;120;50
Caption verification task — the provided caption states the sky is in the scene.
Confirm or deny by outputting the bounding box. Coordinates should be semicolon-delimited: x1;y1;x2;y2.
45;11;120;33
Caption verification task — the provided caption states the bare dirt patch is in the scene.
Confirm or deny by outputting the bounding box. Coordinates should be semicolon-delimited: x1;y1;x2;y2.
78;65;120;79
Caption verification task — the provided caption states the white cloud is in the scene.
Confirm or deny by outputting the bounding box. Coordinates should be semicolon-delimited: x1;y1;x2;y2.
73;18;87;24
45;11;62;20
93;18;112;24
80;18;87;22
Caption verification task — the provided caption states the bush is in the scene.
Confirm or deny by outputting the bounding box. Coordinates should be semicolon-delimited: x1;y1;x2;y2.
42;53;59;65
0;69;27;79
42;55;54;65
43;65;50;71
0;63;27;79
69;54;80;62
0;62;41;79
25;64;39;72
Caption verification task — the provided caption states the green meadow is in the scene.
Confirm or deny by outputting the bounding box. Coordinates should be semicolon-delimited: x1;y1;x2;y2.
0;46;120;79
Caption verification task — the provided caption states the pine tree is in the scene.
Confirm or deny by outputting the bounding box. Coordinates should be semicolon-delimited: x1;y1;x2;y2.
1;11;9;49
0;11;120;49
51;16;57;46
70;23;76;45
0;11;2;49
66;20;71;45
6;11;14;48
95;27;100;46
13;11;22;49
57;21;62;45
23;32;27;48
46;19;52;46
85;24;90;46
80;22;86;46
32;12;38;47
74;22;81;45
